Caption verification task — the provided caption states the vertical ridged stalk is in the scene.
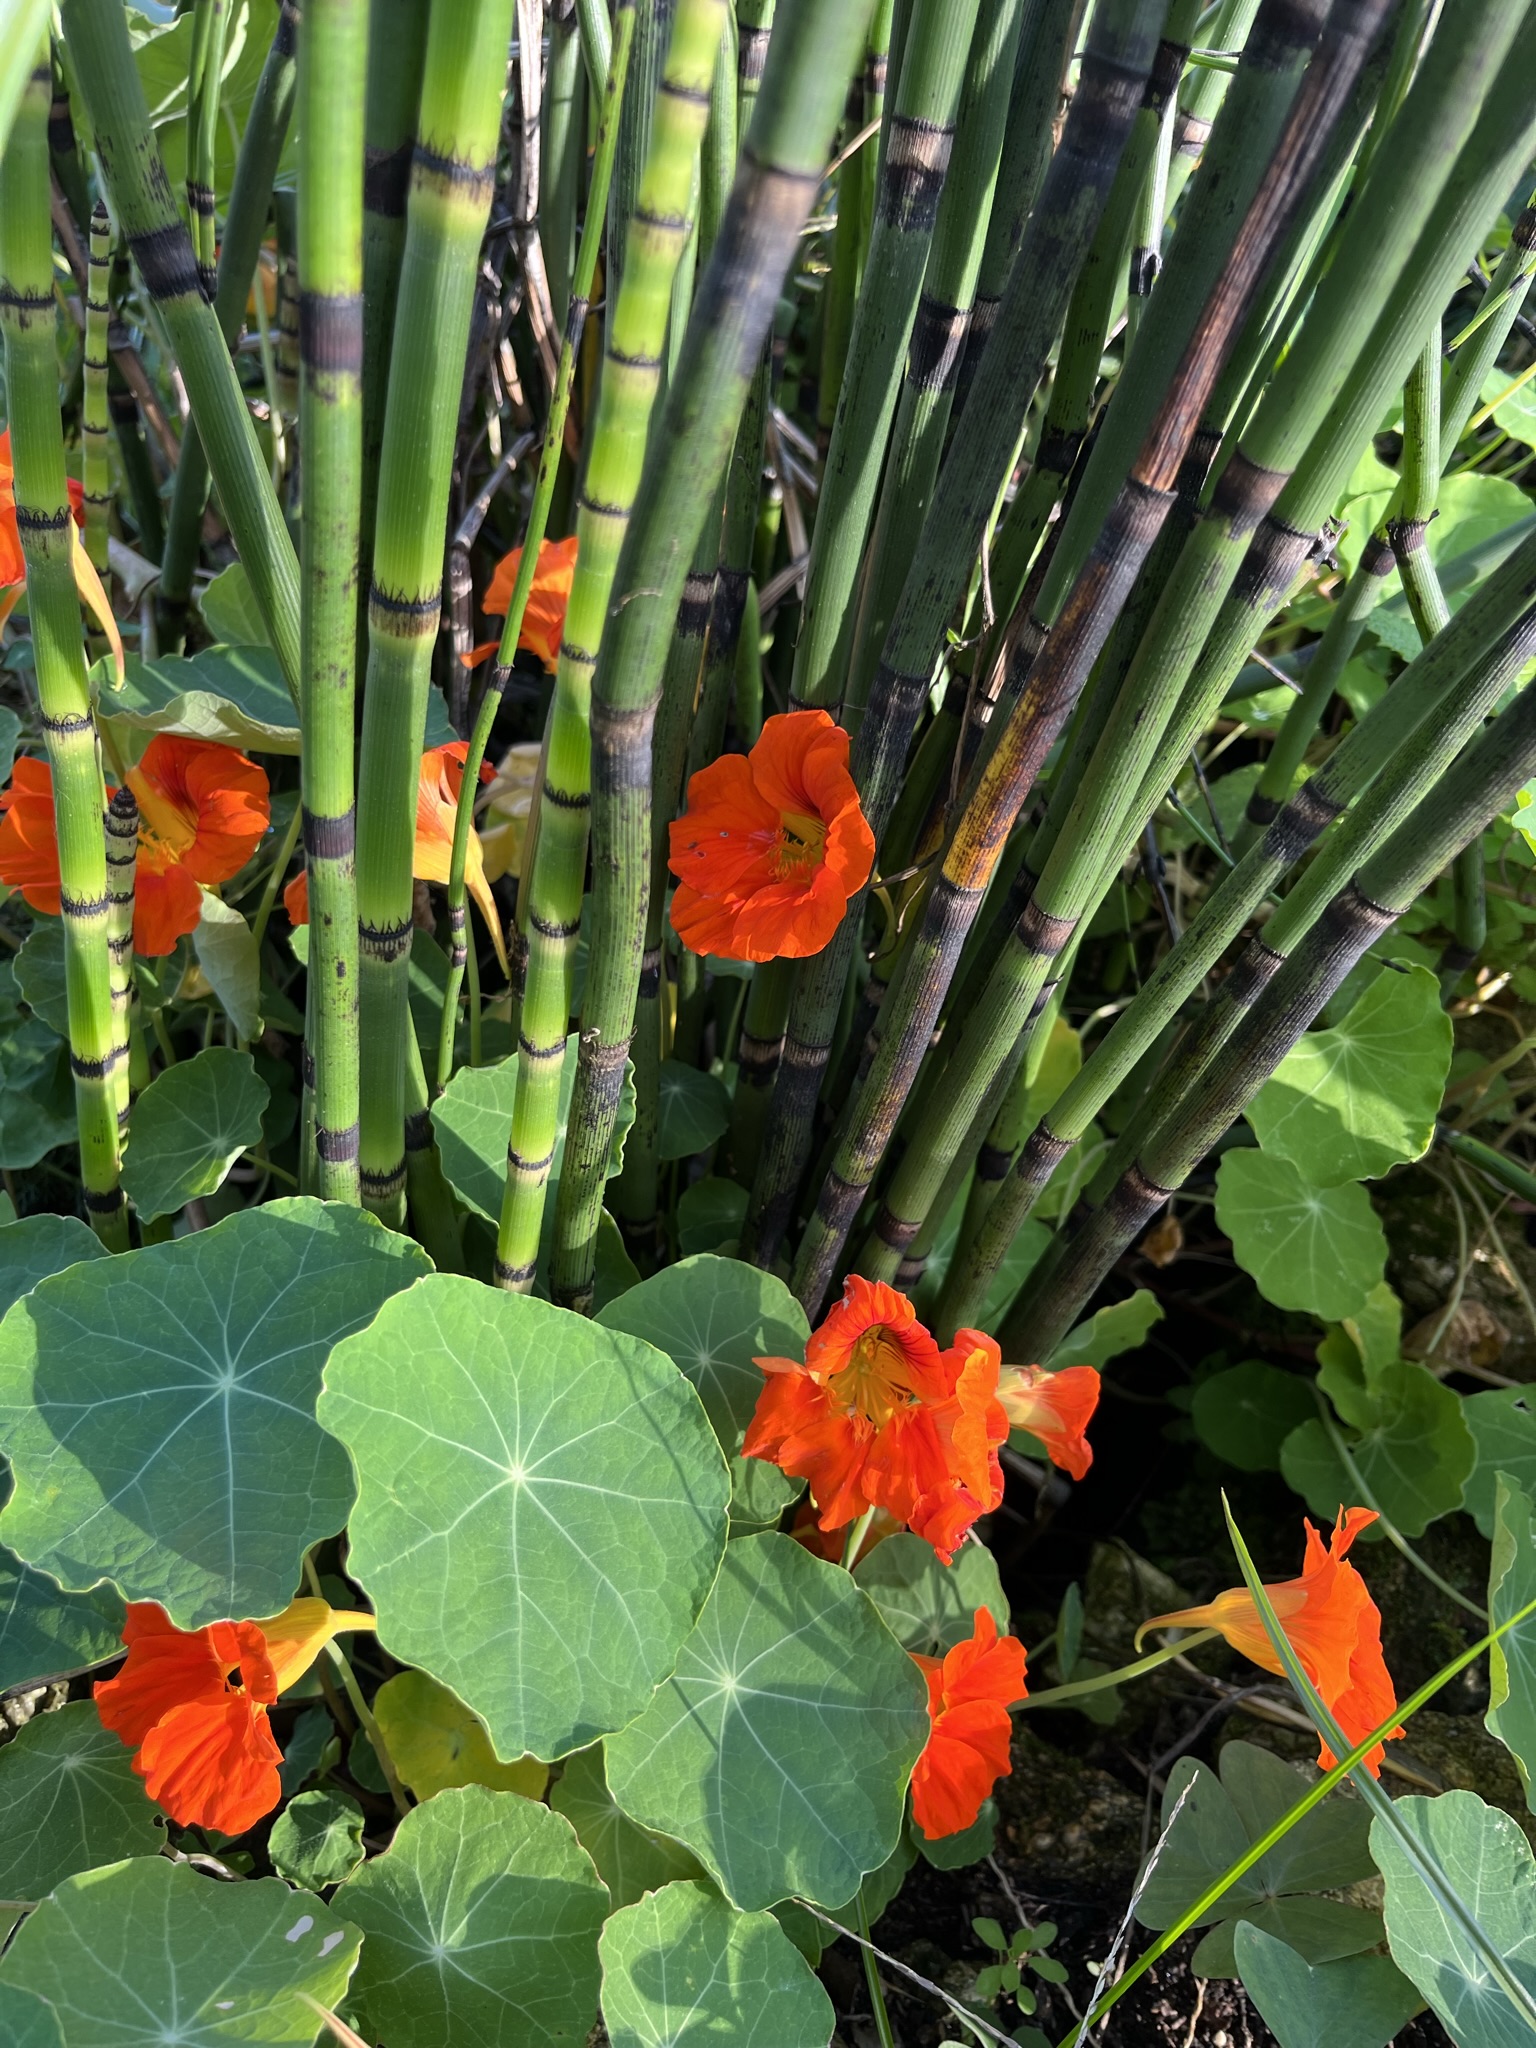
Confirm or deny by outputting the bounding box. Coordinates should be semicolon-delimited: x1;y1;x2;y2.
434;0;637;1097
186;0;229;297
551;0;878;1308
789;0;983;715
61;0;302;689
81;200;111;575
156;0;299;646
353;0;517;1221
297;0;366;1204
0;55;125;1249
104;786;137;1131
542;0;584;328
1442;192;1536;459
496;0;725;1292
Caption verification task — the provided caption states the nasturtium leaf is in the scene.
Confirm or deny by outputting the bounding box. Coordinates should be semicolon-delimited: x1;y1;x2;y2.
0;1984;62;2048
605;1532;930;1910
1134;1744;1379;1978
771;1833;917;1962
853;1532;1009;1655
336;1784;608;2048
599;1880;835;2048
372;1669;548;1802
1464;1388;1536;1537
267;1788;366;1890
0;1216;106;1321
277;1705;336;1801
728;1451;799;1533
192;891;262;1041
1280;1360;1473;1537
1234;1924;1424;2048
119;1048;270;1219
0;1856;360;2045
595;1254;807;1455
14;923;69;1037
1214;1150;1386;1320
432;1033;634;1222
0;1199;429;1628
918;1797;997;1869
1374;1791;1536;2047
550;1746;704;1909
196;562;270;647
0;1018;75;1168
0;1703;163;1899
656;1060;731;1160
0;1522;124;1694
677;1176;748;1256
1487;1475;1536;1808
1045;1288;1163;1371
1192;1362;1319;1472
96;646;301;754
1248;966;1451;1184
319;1276;729;1762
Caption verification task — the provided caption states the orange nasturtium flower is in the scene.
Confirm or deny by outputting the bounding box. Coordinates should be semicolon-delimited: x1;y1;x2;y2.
910;1607;1028;1840
96;1598;376;1835
744;1276;1006;1564
0;429;123;678
989;1349;1102;1481
668;708;875;963
285;741;507;971
1141;1506;1404;1775
0;735;270;955
463;532;579;674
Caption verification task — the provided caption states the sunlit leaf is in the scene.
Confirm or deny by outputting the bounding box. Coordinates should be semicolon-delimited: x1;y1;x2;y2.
549;1745;703;1909
372;1669;547;1802
267;1789;366;1890
0;1703;162;1899
120;1049;269;1220
853;1531;1008;1655
1214;1150;1386;1319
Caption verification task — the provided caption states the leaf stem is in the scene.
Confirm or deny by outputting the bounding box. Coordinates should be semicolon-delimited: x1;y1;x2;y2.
1022;1629;1220;1709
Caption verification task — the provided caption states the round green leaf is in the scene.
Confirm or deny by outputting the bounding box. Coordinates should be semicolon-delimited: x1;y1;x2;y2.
1280;1360;1473;1537
1485;1477;1536;1814
657;1061;730;1160
595;1253;808;1454
335;1784;607;2048
0;1216;106;1322
0;1856;360;2045
192;893;261;1041
1191;1363;1320;1473
1214;1150;1386;1320
677;1177;748;1256
432;1035;634;1225
120;1049;270;1220
14;924;69;1038
0;1525;125;1692
0;1983;63;2048
318;1276;729;1761
1463;1387;1536;1537
605;1532;929;1910
0;1200;430;1628
853;1531;1009;1655
1234;1925;1423;2048
728;1450;799;1533
0;1018;75;1168
0;1703;163;1899
267;1787;366;1890
600;1879;835;2048
1248;966;1451;1184
549;1746;703;1909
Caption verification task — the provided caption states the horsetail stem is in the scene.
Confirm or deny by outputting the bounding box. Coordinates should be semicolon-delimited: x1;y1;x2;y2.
297;0;367;1205
104;786;137;1132
494;0;725;1293
81;200;111;576
353;0;516;1222
0;52;125;1248
551;0;882;1309
186;0;229;300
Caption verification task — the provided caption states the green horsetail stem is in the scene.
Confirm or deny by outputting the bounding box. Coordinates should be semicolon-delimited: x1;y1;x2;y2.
296;0;366;1205
1010;644;1536;1360
741;0;1162;1271
359;0;429;601
104;786;137;1130
433;0;636;1099
61;0;302;691
550;0;883;1311
353;0;516;1221
789;0;983;716
495;0;725;1293
0;2;50;158
81;200;110;575
1158;0;1262;225
157;0;298;648
0;53;125;1248
186;0;229;297
542;0;585;329
793;0;1393;1313
1443;192;1536;462
938;525;1536;1335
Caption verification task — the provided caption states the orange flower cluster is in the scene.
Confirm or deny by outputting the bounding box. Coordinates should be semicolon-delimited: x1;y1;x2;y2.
0;735;270;955
1143;1507;1403;1775
96;1598;376;1835
285;742;507;972
464;532;579;674
669;709;874;962
745;1278;1006;1564
910;1608;1028;1840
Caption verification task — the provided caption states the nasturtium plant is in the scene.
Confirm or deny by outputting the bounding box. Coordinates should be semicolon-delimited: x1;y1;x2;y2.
319;1276;730;1760
267;1787;367;1890
118;1047;270;1220
372;1668;549;1802
0;1215;105;1321
550;1746;705;1910
1214;1149;1388;1320
854;1530;1010;1656
1281;1359;1474;1538
1487;1475;1536;1807
0;1702;163;1900
1192;1361;1319;1472
1233;1924;1423;2048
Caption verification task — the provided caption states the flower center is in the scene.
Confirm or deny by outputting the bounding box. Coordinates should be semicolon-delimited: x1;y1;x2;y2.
126;766;197;868
772;808;826;881
830;1325;921;1430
